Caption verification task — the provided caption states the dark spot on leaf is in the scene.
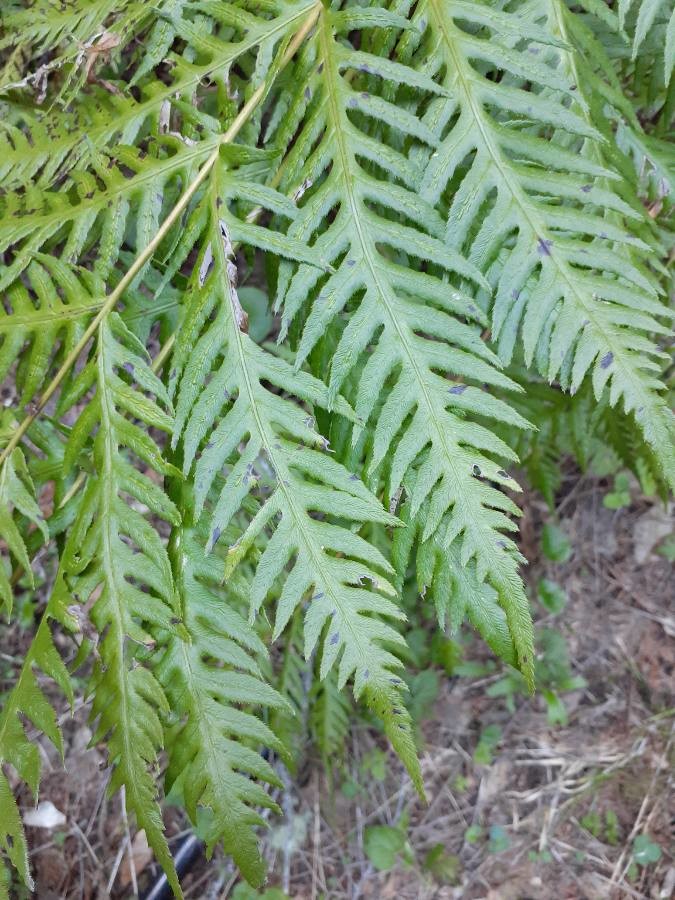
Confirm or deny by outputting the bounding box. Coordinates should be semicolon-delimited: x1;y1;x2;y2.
600;351;613;369
122;362;134;374
348;97;358;108
349;473;360;481
216;197;222;208
511;289;520;300
496;540;507;549
449;383;466;395
304;86;311;100
497;470;509;478
472;464;482;477
212;526;221;544
361;92;369;99
537;237;553;256
204;441;213;449
330;632;340;645
581;184;592;193
170;617;181;625
363;669;370;679
347;258;356;266
317;62;324;74
312;592;324;601
599;232;608;239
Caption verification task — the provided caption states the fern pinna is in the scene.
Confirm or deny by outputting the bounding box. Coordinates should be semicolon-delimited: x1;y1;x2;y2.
0;1;672;895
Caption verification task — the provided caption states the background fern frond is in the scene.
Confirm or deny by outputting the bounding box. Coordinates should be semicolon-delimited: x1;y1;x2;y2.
310;668;352;763
0;0;144;92
159;525;286;887
0;137;218;289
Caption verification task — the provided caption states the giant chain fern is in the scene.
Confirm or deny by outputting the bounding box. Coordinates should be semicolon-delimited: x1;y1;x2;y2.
0;1;672;895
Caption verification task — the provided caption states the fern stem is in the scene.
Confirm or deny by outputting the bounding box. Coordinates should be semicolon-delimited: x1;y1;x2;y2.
0;1;322;472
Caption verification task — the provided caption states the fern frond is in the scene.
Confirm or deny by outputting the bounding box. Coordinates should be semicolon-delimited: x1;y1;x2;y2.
311;669;352;762
171;156;423;792
158;525;286;887
392;490;518;668
616;123;675;215
0;137;219;289
0;0;143;90
618;0;674;82
0;561;75;893
0;1;316;190
270;6;534;684
0;258;104;407
268;609;310;768
0;446;47;617
57;312;183;896
414;0;674;485
0;2;672;892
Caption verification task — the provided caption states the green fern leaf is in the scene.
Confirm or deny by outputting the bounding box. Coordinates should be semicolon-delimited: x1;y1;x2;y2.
158;525;286;886
0;446;47;617
58;312;183;897
268;609;311;768
393;488;519;669
270;6;534;685
171;157;423;793
0;562;75;892
0;1;315;190
311;669;352;761
0;138;219;288
414;0;674;486
0;258;105;407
